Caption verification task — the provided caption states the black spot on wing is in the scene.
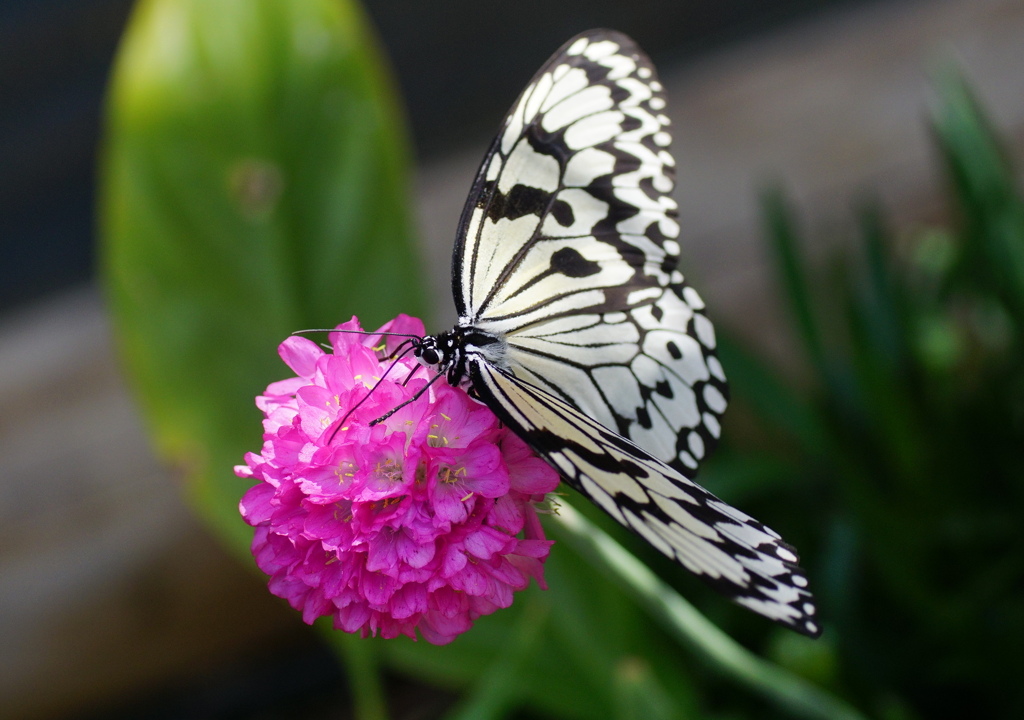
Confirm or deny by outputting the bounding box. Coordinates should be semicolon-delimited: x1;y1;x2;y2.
551;198;575;227
644;219;671;244
550;247;601;278
636;406;652;429
485;183;552;221
638;175;660;201
620;114;643;133
612;151;642;176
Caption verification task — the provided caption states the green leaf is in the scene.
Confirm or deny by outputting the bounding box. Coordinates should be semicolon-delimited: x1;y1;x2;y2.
374;516;700;720
441;596;549;720
98;0;423;549
714;331;828;460
552;503;868;720
856;202;908;376
761;188;828;378
931;72;1024;322
611;656;685;720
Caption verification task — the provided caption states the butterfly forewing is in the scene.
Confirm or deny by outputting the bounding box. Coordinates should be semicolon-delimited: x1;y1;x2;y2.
454;29;725;476
455;31;677;323
440;29;820;635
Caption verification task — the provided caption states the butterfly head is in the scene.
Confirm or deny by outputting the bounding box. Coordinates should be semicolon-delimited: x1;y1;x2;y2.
416;326;508;387
413;335;445;367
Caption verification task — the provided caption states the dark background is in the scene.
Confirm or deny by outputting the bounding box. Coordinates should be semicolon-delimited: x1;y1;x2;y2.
1;0;872;313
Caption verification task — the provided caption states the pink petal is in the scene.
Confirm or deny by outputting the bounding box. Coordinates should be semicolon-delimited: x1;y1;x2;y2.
431;480;471;524
360;569;398;607
440;542;468;577
429;586;469;618
374;314;426;342
390;582;428;620
278;336;324;378
397;530;436;568
450;561;491;596
464;526;515;560
366;529;400;574
486;495;525;535
239;482;276;525
302;504;351;542
335;602;372;633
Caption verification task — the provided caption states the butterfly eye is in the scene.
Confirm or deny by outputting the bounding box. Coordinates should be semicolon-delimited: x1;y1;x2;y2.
420;347;440;365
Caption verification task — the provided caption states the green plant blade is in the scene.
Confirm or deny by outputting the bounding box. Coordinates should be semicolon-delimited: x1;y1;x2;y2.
99;0;423;548
932;73;1024;322
372;509;701;719
552;503;865;720
762;188;828;378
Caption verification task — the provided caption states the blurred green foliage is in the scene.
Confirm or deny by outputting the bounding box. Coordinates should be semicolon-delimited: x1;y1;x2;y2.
100;0;423;547
100;1;1024;718
713;76;1024;719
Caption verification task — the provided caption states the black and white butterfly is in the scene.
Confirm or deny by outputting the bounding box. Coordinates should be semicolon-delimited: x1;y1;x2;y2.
412;29;820;637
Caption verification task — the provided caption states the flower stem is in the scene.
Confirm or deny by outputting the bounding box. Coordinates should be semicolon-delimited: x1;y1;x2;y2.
551;502;868;720
444;596;550;720
336;632;389;720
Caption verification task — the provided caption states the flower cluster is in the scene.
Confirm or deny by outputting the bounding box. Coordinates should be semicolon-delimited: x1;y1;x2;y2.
237;315;560;644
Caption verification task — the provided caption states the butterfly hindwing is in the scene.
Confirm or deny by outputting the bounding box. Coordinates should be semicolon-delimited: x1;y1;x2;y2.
500;283;729;477
468;360;821;638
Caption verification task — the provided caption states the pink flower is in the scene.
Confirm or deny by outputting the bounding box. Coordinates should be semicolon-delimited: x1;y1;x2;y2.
236;315;560;644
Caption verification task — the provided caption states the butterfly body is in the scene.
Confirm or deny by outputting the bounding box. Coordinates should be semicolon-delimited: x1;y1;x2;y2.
416;326;508;385
414;29;821;637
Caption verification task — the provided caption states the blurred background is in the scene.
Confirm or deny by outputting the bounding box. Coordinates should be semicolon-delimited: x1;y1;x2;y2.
3;0;1024;718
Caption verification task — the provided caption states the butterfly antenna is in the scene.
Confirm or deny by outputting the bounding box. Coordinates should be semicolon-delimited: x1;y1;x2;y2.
292;328;424;340
369;371;446;427
400;355;428;387
325;343;419;444
383;338;416;361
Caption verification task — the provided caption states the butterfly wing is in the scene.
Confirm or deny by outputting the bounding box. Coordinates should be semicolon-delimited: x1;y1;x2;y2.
452;29;724;475
468;359;821;637
450;29;820;634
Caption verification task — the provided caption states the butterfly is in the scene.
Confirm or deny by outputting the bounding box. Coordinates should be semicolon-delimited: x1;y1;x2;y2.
412;29;820;637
